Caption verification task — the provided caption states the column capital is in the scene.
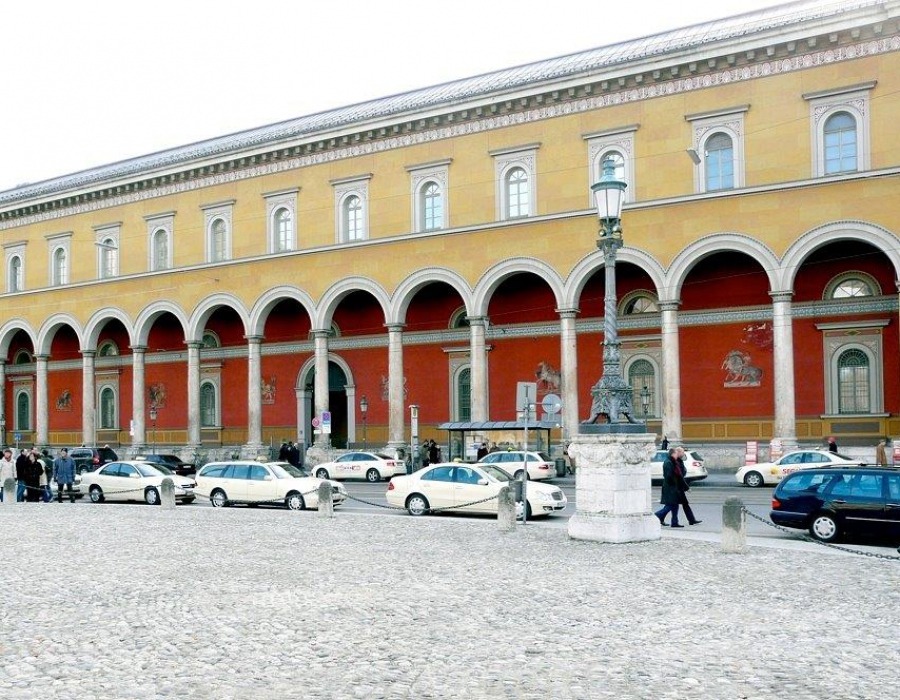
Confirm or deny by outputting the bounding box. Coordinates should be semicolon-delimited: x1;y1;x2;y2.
185;341;203;350
81;349;96;359
556;307;580;319
384;323;405;333
129;345;148;354
244;335;264;345
657;299;681;312
34;354;49;362
466;315;489;328
311;329;331;340
769;290;794;303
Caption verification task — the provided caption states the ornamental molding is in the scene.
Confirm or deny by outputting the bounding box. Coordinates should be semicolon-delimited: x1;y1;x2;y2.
2;36;899;231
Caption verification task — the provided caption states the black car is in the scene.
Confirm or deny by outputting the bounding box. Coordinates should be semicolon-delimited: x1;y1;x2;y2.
770;466;900;543
135;454;196;477
70;446;119;474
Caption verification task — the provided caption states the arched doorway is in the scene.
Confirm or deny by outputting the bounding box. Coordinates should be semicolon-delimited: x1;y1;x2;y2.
304;361;349;448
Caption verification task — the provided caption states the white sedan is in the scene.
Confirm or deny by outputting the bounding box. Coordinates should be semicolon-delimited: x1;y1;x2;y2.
386;462;567;518
736;449;864;487
313;452;403;482
194;461;346;510
650;450;708;484
477;451;555;480
82;461;196;505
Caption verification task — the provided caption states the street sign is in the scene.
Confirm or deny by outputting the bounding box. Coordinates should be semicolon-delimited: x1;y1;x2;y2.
311;417;321;428
542;393;562;415
322;411;332;426
14;432;21;442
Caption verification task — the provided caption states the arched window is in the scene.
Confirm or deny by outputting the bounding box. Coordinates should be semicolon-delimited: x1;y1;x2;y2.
274;207;293;252
14;350;32;365
705;133;734;190
824;112;857;174
99;387;116;429
200;382;218;427
824;272;879;300
837;348;869;414
343;195;363;241
627;359;656;418
98;341;119;357
421;181;443;231
8;255;23;292
53;247;68;285
456;367;471;421
622;293;659;315
152;229;169;271
505;167;529;219
16;391;31;430
449;307;471;329
201;331;220;349
210;219;227;262
99;237;117;279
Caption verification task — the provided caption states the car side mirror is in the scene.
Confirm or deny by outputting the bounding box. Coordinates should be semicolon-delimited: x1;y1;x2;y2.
130;473;140;478
477;479;488;486
264;475;274;481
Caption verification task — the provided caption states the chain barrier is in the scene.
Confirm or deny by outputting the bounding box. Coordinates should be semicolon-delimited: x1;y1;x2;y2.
741;506;900;561
342;490;501;512
220;485;325;508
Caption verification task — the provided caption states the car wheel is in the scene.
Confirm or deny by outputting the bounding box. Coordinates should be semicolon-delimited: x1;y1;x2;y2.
144;487;160;506
285;492;305;511
210;489;228;508
809;513;839;542
743;471;765;488
315;468;329;479
406;493;430;516
182;497;195;505
89;485;104;503
366;468;381;483
515;500;533;520
514;470;529;481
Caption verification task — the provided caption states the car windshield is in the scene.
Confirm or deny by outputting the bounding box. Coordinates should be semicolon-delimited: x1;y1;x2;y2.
151;455;181;465
136;463;172;477
537;452;552;461
270;463;307;479
375;454;393;460
689;451;703;461
478;465;514;482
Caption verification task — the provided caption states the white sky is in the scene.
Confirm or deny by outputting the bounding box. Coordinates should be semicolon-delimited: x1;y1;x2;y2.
1;0;785;192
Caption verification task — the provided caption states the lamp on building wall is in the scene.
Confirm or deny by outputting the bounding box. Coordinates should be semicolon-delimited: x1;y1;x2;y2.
409;404;419;473
149;406;158;452
359;395;368;450
640;385;651;418
582;157;642;428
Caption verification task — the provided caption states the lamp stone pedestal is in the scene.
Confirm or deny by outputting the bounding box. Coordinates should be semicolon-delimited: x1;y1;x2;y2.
567;431;660;543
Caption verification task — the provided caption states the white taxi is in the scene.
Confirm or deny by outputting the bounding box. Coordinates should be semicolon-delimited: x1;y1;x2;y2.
81;461;196;505
650;450;708;484
195;461;346;509
386;462;567;518
477;451;555;480
736;449;864;487
313;452;403;482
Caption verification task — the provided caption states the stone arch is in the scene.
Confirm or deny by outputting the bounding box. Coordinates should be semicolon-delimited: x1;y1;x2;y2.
249;286;317;337
134;300;190;347
36;313;84;356
187;293;250;344
471;257;564;317
664;233;779;302
563;246;666;309
0;319;37;360
778;221;900;292
314;277;390;331
83;308;136;352
296;352;357;389
389;268;474;325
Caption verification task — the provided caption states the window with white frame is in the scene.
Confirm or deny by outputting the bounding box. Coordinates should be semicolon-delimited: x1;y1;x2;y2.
620;290;659;315
331;175;371;243
585;126;637;204
99;386;117;429
621;343;662;419
455;366;471;421
491;144;539;221
46;232;71;286
201;200;234;263
98;341;119;357
5;241;26;293
407;160;451;233
16;390;31;430
94;223;120;279
686;106;747;193
200;381;219;427
819;320;886;415
264;188;299;253
805;81;874;178
627;358;657;418
824;271;880;300
145;212;174;271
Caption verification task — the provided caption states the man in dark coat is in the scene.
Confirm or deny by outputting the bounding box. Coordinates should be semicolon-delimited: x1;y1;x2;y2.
15;449;30;502
654;448;687;527
52;448;77;503
674;446;701;525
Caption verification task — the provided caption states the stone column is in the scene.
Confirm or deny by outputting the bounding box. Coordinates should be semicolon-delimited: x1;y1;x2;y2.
344;384;357;445
312;330;330;446
245;335;264;450
35;355;49;446
659;300;682;443
0;360;6;445
771;291;797;451
386;324;405;449
468;316;488;422
131;346;147;448
82;350;96;446
557;308;579;441
186;342;201;448
296;388;310;447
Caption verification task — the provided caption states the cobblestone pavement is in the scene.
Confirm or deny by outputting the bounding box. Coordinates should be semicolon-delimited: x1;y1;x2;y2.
1;504;897;700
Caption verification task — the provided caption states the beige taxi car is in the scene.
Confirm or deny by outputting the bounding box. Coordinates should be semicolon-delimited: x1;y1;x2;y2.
194;461;346;510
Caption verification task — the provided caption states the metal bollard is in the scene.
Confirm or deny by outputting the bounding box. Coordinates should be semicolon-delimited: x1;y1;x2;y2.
318;481;334;518
2;477;17;505
722;496;747;553
160;478;176;510
497;485;516;532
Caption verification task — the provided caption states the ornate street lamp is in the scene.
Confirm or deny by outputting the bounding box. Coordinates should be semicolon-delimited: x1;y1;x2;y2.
640;385;651;418
149;406;158;452
359;395;368;450
583;157;641;429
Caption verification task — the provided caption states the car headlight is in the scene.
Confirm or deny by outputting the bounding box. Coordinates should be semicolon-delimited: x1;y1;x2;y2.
535;491;554;502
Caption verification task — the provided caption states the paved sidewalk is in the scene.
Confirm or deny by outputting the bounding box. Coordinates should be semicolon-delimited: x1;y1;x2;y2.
0;504;897;700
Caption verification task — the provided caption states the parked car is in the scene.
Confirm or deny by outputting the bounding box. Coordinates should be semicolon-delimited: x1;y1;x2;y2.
135;453;196;476
386;462;567;518
70;446;119;474
81;461;195;505
649;450;707;484
736;449;863;488
50;473;83;500
770;466;900;543
195;461;346;510
477;451;554;480
313;452;403;482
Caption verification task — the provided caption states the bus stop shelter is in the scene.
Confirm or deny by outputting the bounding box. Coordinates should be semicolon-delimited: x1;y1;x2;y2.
436;420;559;462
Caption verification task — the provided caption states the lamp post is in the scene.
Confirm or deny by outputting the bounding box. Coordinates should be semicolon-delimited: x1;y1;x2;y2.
409;404;419;473
149;407;157;453
359;395;368;450
640;385;651;418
